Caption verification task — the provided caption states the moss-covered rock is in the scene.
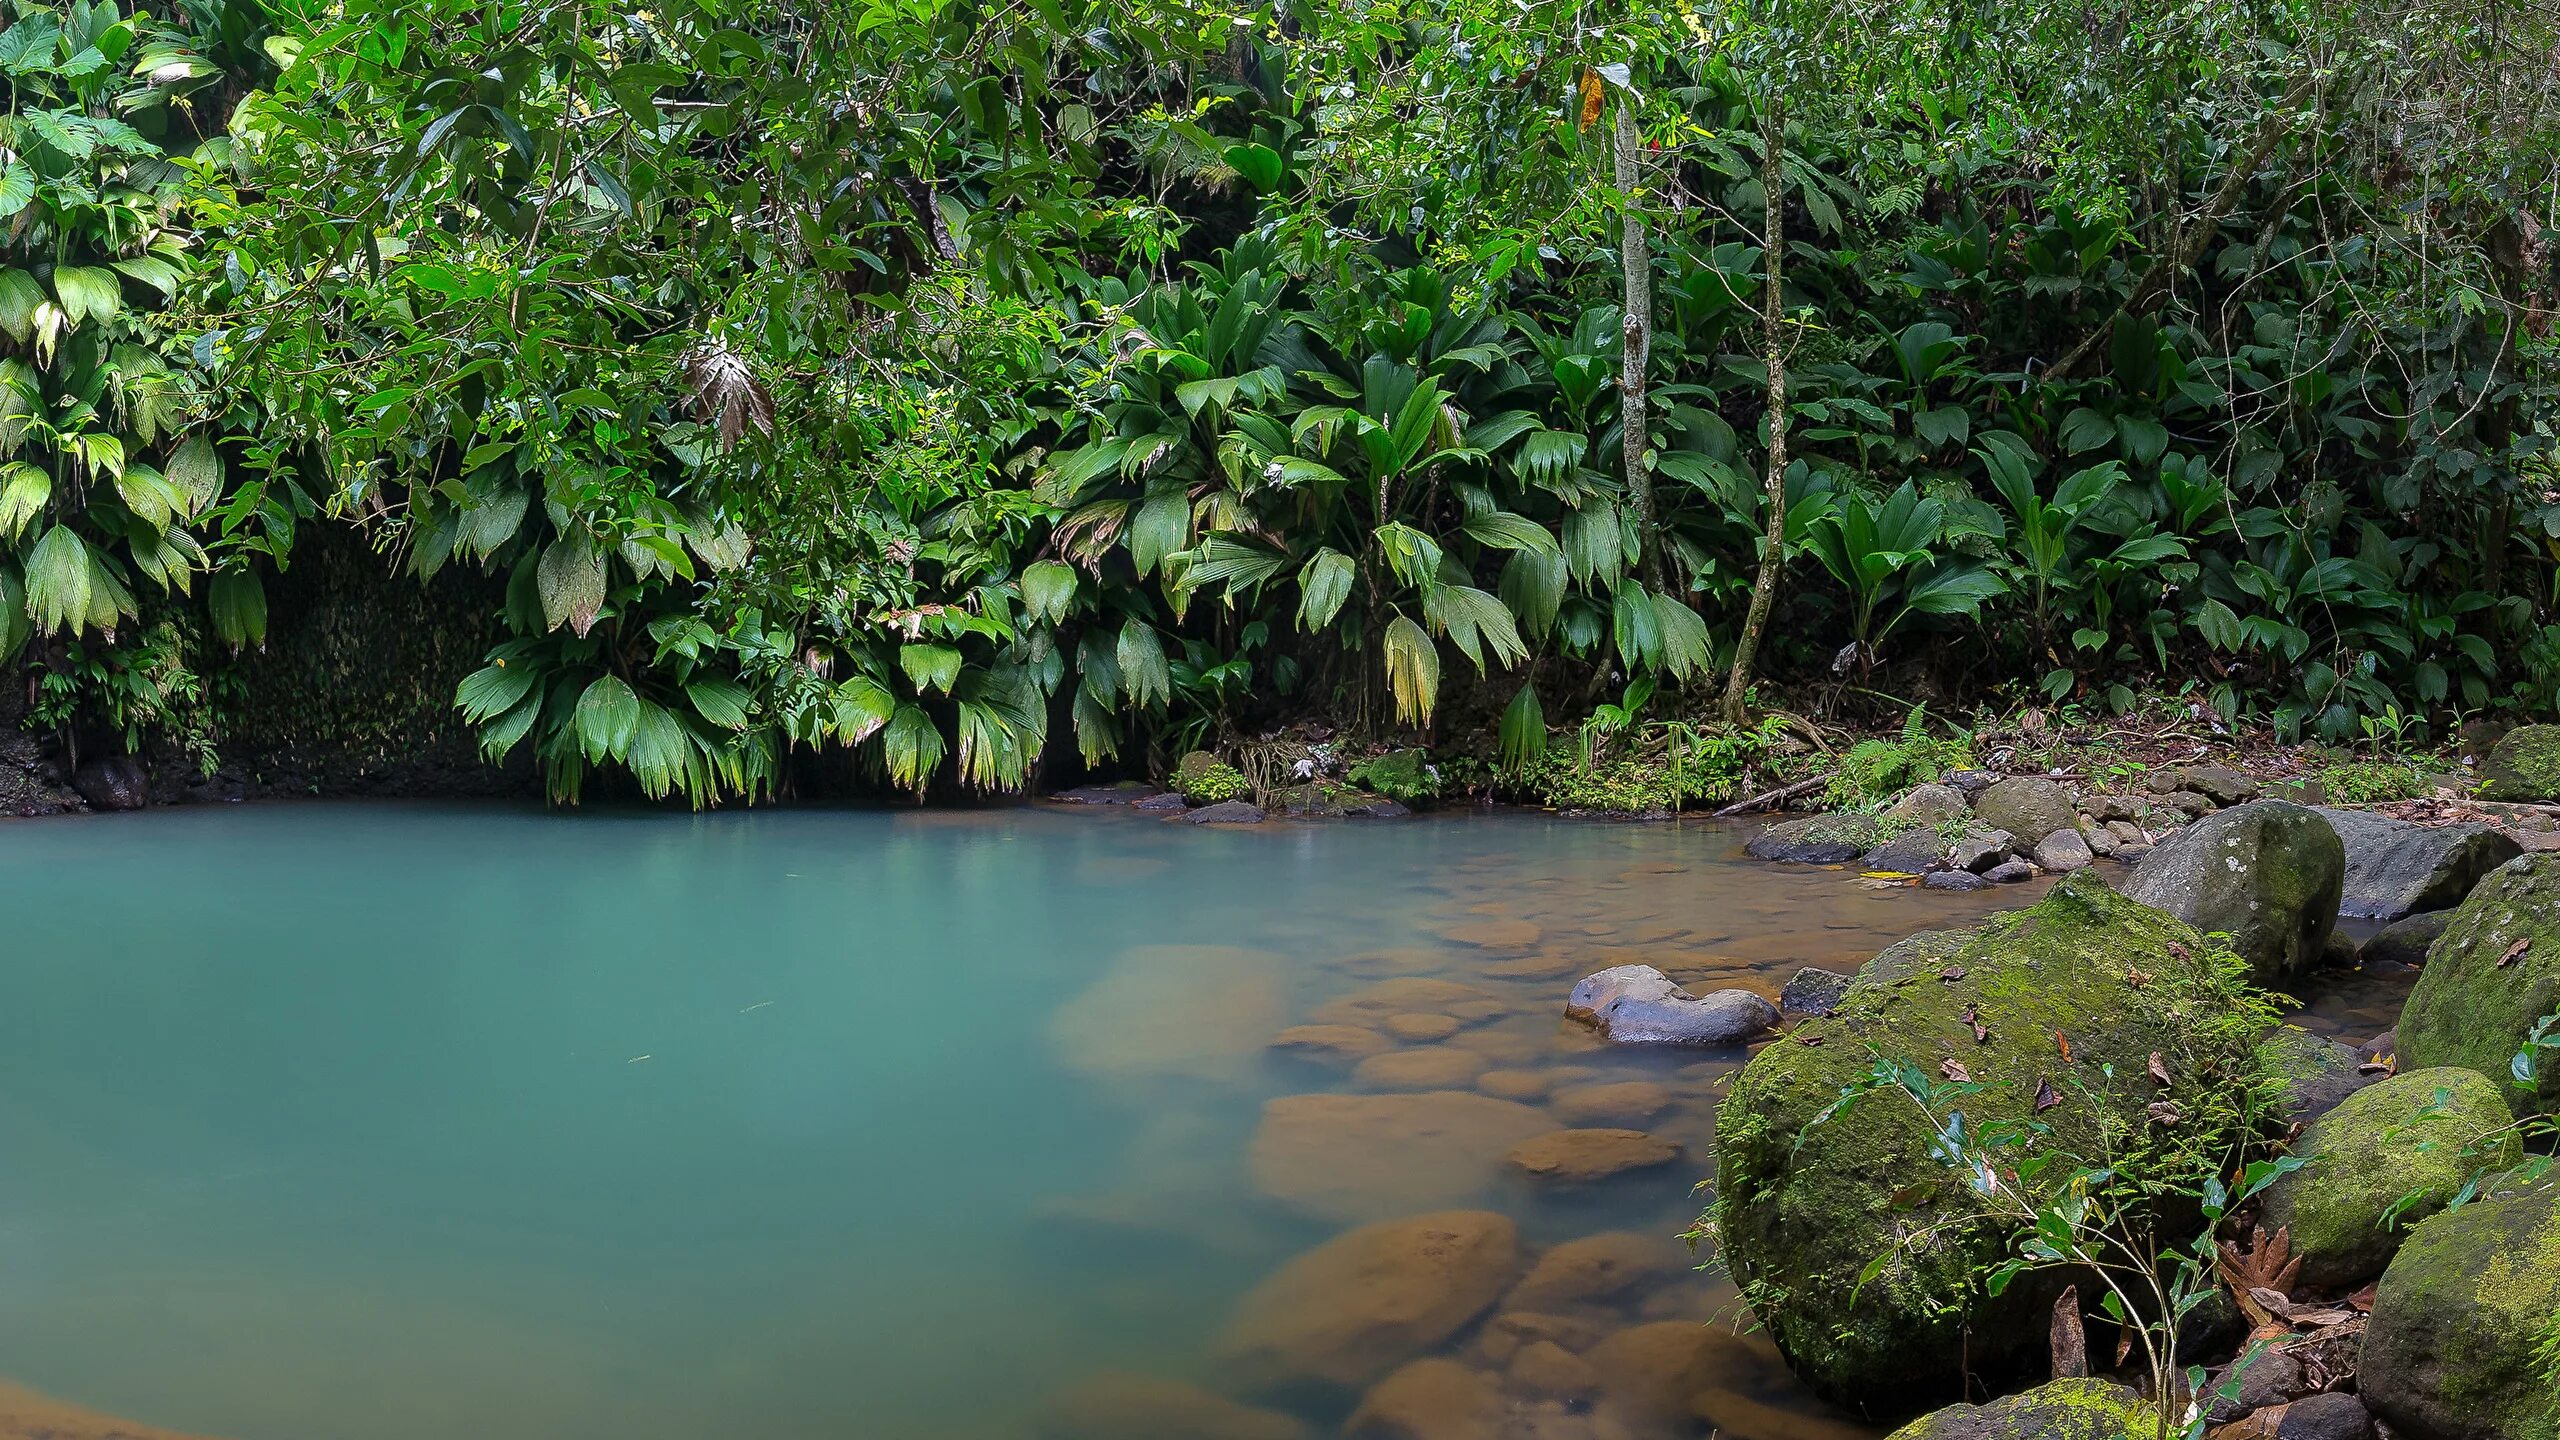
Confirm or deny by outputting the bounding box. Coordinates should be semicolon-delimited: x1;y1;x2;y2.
2122;801;2344;987
1881;1378;2158;1440
1714;874;2269;1415
1972;777;2079;845
2259;1067;2523;1290
1346;748;1437;803
2362;1188;2560;1440
2259;1024;2373;1124
1745;811;1885;863
1173;752;1250;804
2398;853;2560;1115
2479;724;2560;803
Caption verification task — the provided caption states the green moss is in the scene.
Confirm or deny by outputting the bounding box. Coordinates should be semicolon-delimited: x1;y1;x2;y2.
1713;874;2272;1411
2398;854;2560;1115
2260;1068;2522;1288
2366;1190;2560;1440
2480;724;2560;802
1346;748;1436;803
2318;759;2426;804
1884;1378;2159;1440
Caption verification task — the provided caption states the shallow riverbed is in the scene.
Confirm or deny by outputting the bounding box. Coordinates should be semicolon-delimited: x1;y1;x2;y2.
0;802;2405;1440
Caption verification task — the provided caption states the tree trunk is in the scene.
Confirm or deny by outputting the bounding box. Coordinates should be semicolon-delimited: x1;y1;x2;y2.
1615;97;1662;592
1721;97;1789;725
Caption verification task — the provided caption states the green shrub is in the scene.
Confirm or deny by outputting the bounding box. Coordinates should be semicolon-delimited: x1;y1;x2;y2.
1346;748;1438;803
1823;707;1974;808
1521;717;1781;813
1177;760;1249;804
2318;760;2426;805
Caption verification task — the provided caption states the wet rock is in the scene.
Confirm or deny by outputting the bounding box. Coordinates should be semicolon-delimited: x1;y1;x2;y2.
1982;858;2035;884
1345;795;1412;819
1275;781;1353;819
2123;801;2345;986
1473;1311;1610;1366
2397;853;2560;1113
2361;910;2452;971
2477;723;2560;802
1505;1231;1679;1311
1132;789;1192;812
1249;1092;1553;1222
1051;944;1287;1081
1746;812;1884;863
2276;1392;2374;1440
2319;927;2361;969
1548;1081;1675;1127
1584;1322;1773;1428
1185;800;1265;825
1564;965;1776;1046
1382;1013;1462;1043
2313;807;2522;920
1039;1373;1313;1440
1716;875;2270;1411
1949;829;2014;872
2262;1025;2375;1125
1319;978;1511;1028
1218;1210;1520;1393
2357;1029;2397;1068
1051;781;1164;805
1921;870;1985;892
1268;1024;1392;1064
2261;1067;2523;1290
2201;1347;2306;1425
1441;918;1543;950
1506;1341;1598;1403
1505;1128;1681;1183
1476;1069;1552;1101
1971;776;2079;846
1861;828;1948;874
2150;763;2261;805
1884;1378;2156;1440
71;755;147;811
2105;819;2146;846
1354;1047;1489;1092
2362;1188;2560;1440
2032;827;2094;872
1780;967;1852;1017
1342;1359;1504;1440
1885;783;1968;828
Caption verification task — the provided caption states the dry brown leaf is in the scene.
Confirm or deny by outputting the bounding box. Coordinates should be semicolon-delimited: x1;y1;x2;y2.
1941;1059;1974;1083
2148;1051;2174;1087
2056;1031;2074;1064
2498;937;2531;968
2035;1077;2062;1112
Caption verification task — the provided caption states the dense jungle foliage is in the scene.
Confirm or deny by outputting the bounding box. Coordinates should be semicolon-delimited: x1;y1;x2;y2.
1;0;2556;802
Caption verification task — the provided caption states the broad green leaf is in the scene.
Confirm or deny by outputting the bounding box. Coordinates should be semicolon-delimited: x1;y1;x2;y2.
1498;681;1547;769
23;523;92;633
51;265;121;325
455;657;537;720
573;674;643;761
1116;621;1169;708
0;269;42;343
166;434;221;515
0;460;47;538
899;642;962;694
0;161;29;218
882;704;946;795
684;677;752;730
1021;559;1078;624
1296;548;1355;631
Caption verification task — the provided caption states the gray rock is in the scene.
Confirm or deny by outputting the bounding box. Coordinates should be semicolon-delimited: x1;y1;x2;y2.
1779;967;1851;1017
1747;812;1883;863
1564;964;1776;1046
1884;783;1968;829
2202;1347;2306;1425
1344;796;1410;818
71;755;147;811
2076;816;2118;857
2153;790;2216;819
1941;769;2001;795
1982;859;2035;884
1054;781;1163;805
1971;777;2079;845
2320;928;2361;969
2357;1029;2397;1068
2150;763;2261;805
1921;870;1985;892
2312;807;2523;920
2088;793;2144;822
1949;829;2014;872
1132;790;1192;812
2032;827;2094;872
2362;910;2452;970
2277;1393;2374;1440
1184;800;1265;825
2123;801;2345;986
2105;819;2146;846
2264;1025;2376;1124
1861;828;1948;874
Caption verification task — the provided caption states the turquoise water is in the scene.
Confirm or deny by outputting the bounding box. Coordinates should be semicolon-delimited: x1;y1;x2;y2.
0;802;2053;1440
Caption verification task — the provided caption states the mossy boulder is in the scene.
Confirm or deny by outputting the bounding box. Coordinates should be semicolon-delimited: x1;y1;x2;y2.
1346;749;1437;804
2361;1188;2560;1440
1972;776;2079;845
1746;811;1885;863
1714;874;2269;1415
2398;853;2560;1115
2478;724;2560;802
1882;1378;2158;1440
2122;801;2344;987
2259;1024;2373;1124
2259;1067;2523;1290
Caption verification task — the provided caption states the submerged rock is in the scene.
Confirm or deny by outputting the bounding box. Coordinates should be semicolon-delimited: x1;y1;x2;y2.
1342;1358;1504;1440
1248;1091;1553;1222
2478;723;2560;802
1505;1128;1681;1183
1218;1210;1520;1393
1715;875;2268;1414
1563;964;1776;1046
1505;1231;1678;1311
1039;1373;1313;1440
2361;1188;2560;1440
1050;944;1287;1082
2397;853;2560;1114
1353;1047;1488;1092
1267;1024;1392;1063
2259;1067;2522;1290
2122;800;2344;986
1547;1081;1675;1127
1746;812;1884;863
1882;1378;2156;1440
2314;807;2521;920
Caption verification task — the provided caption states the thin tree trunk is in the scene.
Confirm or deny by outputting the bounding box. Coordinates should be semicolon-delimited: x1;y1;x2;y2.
1721;97;1789;725
1614;97;1662;592
2046;75;2318;381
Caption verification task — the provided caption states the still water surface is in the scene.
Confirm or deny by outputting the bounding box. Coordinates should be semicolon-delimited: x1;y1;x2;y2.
0;803;2395;1440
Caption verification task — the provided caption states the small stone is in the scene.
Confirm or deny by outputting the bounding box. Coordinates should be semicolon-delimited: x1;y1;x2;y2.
1185;800;1264;825
1382;1013;1462;1043
1949;828;2014;872
1505;1129;1682;1183
2203;1348;2306;1425
2032;827;2094;872
2155;790;2216;818
1548;1081;1675;1127
2076;816;2119;856
1942;769;2000;795
1982;858;2035;883
2150;763;2260;805
1921;869;1985;892
2089;793;2143;822
2277;1393;2374;1440
1779;967;1852;1017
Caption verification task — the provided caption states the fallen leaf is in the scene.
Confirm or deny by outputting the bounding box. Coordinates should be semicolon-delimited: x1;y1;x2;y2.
1941;1059;1973;1083
2344;1283;2378;1313
2167;940;2191;963
2056;1031;2074;1064
2125;967;2152;989
2148;1051;2173;1087
1963;1004;1990;1044
1940;965;1968;982
2034;1077;2061;1112
2146;1099;2183;1126
2499;937;2531;968
1795;1033;1825;1047
2357;1053;2395;1075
